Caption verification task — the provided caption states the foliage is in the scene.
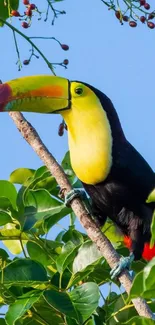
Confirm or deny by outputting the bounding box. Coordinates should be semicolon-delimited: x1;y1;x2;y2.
0;151;153;324
0;0;155;324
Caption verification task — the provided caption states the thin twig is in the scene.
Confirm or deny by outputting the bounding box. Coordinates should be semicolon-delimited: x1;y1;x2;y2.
8;111;155;320
0;18;56;75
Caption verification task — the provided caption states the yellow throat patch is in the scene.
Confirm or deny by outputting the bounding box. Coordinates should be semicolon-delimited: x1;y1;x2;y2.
62;82;112;185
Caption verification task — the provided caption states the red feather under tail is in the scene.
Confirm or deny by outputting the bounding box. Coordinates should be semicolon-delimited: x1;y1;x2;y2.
124;236;155;261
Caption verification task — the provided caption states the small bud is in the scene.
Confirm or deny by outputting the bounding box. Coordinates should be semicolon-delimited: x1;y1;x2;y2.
22;21;29;28
129;21;137;27
11;10;20;17
140;0;146;5
148;13;154;19
63;59;69;65
140;15;146;23
23;59;30;65
58;123;64;136
26;8;32;16
61;44;69;51
147;21;155;28
123;15;129;22
23;0;29;4
115;11;120;20
144;3;150;9
28;4;36;10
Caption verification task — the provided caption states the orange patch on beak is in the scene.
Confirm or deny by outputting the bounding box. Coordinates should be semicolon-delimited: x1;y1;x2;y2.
30;85;65;98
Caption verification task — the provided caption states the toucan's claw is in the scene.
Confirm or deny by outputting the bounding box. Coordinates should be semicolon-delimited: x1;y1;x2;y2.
110;253;134;279
65;189;86;207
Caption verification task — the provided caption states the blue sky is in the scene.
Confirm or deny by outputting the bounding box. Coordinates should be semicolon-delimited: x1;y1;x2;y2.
0;0;155;181
0;0;155;303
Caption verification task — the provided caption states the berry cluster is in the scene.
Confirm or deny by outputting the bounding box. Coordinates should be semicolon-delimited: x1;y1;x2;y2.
11;0;36;29
114;0;155;29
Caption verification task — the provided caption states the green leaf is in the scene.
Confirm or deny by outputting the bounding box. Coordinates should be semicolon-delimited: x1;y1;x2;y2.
1;224;27;255
130;258;155;299
0;0;19;26
122;316;155;324
56;241;78;274
32;297;69;325
44;290;78;321
27;241;59;275
0;181;17;209
9;168;35;185
0;211;12;226
0;320;6;325
5;291;42;325
1;259;48;286
62;227;84;245
0;197;12;210
73;241;102;273
69;282;100;323
102;220;123;246
23;189;70;231
150;210;155;247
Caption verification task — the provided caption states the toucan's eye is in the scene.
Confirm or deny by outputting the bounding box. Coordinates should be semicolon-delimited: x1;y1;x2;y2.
75;87;83;95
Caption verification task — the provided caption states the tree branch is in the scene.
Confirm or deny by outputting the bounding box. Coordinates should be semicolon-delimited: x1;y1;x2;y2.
9;111;155;320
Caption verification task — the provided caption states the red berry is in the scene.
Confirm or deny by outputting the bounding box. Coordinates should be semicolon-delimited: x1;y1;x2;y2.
61;44;69;51
23;59;30;65
140;0;146;5
148;13;154;19
129;21;137;27
28;4;36;10
58;123;64;136
23;0;29;4
115;11;120;19
140;15;146;23
147;21;155;28
22;21;29;28
11;10;20;17
63;59;69;65
144;3;150;9
123;15;129;22
25;8;32;16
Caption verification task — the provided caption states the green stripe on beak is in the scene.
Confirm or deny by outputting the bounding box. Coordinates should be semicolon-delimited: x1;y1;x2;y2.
0;75;70;113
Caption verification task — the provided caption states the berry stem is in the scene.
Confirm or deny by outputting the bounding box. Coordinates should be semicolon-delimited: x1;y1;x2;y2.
0;18;56;75
13;30;22;71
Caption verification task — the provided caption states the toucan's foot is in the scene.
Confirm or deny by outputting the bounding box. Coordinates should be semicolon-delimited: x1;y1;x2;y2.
65;189;87;207
110;253;134;279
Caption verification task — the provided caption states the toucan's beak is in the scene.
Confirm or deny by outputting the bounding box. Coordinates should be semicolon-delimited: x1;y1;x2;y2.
0;75;70;113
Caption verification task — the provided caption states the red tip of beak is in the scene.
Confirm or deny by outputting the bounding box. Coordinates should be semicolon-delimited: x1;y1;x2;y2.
0;84;12;111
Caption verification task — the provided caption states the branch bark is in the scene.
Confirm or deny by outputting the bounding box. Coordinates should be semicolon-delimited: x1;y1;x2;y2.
9;111;155;320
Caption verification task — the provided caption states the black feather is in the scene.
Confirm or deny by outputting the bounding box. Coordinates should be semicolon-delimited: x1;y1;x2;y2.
80;83;155;260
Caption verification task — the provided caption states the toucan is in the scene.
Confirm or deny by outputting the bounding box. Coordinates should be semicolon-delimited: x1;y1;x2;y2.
0;75;155;277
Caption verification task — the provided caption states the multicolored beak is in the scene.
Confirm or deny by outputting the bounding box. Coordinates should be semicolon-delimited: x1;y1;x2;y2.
0;75;70;113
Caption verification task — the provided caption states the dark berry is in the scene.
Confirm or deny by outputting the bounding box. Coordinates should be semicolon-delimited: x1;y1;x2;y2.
23;59;30;65
147;21;155;28
28;4;36;10
22;21;29;28
61;44;69;51
23;0;29;4
63;59;69;65
144;3;150;9
129;21;137;27
11;10;20;17
64;124;68;130
25;8;32;16
115;11;120;19
148;13;154;19
58;123;64;136
123;15;129;22
140;0;146;5
140;15;146;23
